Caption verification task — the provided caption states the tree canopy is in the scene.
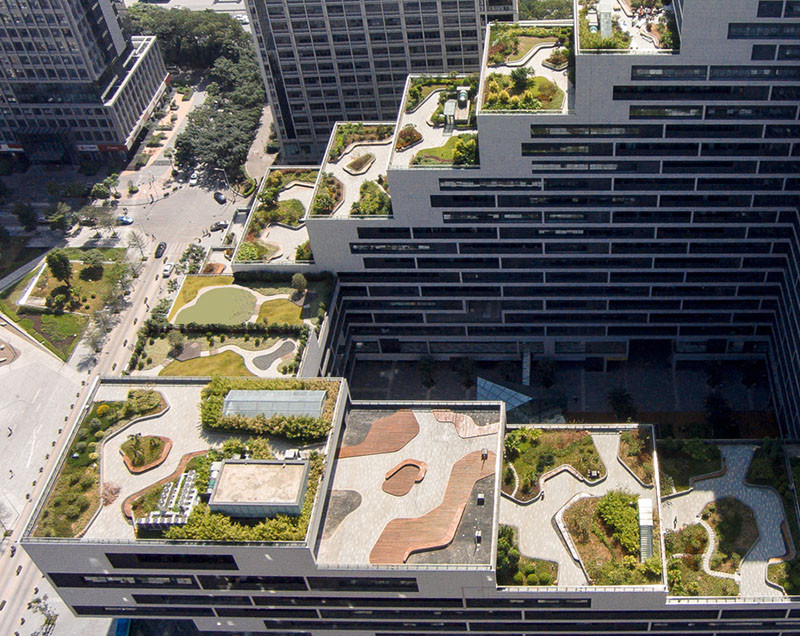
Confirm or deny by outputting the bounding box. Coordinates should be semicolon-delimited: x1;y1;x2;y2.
46;249;72;286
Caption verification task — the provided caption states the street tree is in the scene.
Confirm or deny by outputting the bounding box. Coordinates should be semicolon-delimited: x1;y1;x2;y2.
46;249;72;287
127;230;148;259
95;206;116;236
80;248;105;281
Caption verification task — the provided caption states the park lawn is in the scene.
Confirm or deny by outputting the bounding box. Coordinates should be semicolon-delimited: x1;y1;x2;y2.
258;298;302;325
121;435;166;469
60;247;127;262
0;268;89;360
160;350;255;377
168;275;234;320
413;136;461;165
507;35;558;61
32;261;126;315
140;333;279;370
173;287;256;325
703;497;758;574
657;439;722;495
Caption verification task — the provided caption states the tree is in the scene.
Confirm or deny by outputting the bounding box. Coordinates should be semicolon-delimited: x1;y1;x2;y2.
47;201;73;231
80;248;105;281
291;273;307;296
14;202;37;231
91;182;110;200
128;230;148;259
518;0;572;19
95;205;116;236
84;321;106;353
510;67;530;91
608;387;636;421
167;330;185;356
453;135;478;165
46;249;72;287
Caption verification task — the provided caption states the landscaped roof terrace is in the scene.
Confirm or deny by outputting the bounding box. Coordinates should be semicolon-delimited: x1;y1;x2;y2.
576;0;679;54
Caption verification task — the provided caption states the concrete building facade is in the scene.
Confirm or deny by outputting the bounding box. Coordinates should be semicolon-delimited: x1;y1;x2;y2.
0;0;168;161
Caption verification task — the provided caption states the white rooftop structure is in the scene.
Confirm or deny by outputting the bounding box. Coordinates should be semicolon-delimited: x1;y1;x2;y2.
222;390;327;418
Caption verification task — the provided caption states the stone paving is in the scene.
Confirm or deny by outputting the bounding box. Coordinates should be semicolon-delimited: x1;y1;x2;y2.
660;444;786;597
82;384;238;541
499;431;654;586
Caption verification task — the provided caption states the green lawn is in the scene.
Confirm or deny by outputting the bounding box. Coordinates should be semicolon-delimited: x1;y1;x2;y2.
121;435;166;468
412;136;461;165
60;247;127;262
160;350;255;377
507;35;558;61
258;298;302;325
31;261;126;315
174;287;256;325
168;275;234;320
140;333;279;370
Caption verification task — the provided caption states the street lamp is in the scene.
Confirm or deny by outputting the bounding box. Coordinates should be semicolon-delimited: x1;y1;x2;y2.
214;167;236;200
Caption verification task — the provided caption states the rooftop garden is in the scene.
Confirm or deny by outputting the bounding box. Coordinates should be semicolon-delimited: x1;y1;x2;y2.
345;153;375;174
579;0;632;50
0;247;130;360
426;76;479;127
496;524;558;586
161;350;255;377
618;426;654;485
395;125;423;152
486;24;570;65
121;434;168;471
665;524;738;596
746;439;800;593
483;71;564;112
657;438;722;495
164;450;324;542
200;376;340;443
406;74;479;113
565;490;662;585
34;390;165;538
351;181;392;216
649;11;679;49
310;172;343;217
701;497;758;576
168;275;233;320
295;240;313;262
411;134;479;167
328;123;394;163
502;428;604;501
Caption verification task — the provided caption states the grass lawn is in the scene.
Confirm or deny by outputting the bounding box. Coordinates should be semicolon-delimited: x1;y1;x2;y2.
0;268;88;360
140;333;279;370
507;35;558;61
504;428;604;500
60;247;127;262
31;261;126;315
702;497;758;574
168;275;234;320
258;298;302;325
121;435;166;469
173;287;256;325
412;135;461;165
274;168;318;184
657;439;722;495
160;350;255;377
618;427;654;485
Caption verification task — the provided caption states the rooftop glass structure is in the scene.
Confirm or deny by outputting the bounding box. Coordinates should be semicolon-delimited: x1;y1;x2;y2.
222;390;327;418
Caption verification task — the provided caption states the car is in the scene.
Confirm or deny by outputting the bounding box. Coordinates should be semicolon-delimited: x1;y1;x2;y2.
154;242;167;258
162;262;175;277
169;101;179;111
213;191;227;204
117;215;134;225
210;221;228;232
234;14;249;24
189;171;199;186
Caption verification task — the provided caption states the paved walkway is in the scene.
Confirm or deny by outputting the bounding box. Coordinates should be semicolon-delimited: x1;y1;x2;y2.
82;384;237;541
499;431;653;586
660;444;786;597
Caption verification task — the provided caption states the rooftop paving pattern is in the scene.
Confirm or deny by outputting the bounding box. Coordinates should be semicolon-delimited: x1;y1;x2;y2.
499;430;654;586
318;409;500;566
660;444;787;597
337;410;419;458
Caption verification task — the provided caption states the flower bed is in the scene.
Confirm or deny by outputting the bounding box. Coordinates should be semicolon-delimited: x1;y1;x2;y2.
657;438;722;495
702;497;758;575
395;125;423;151
345;153;375;174
483;74;564;111
665;524;738;596
351;181;392;216
311;172;344;216
486;24;569;64
121;435;171;473
496;524;558;586
579;0;631;50
328;123;394;163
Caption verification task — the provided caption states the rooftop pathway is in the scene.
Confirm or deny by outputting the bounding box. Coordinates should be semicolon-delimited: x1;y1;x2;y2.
660;444;786;597
499;431;652;586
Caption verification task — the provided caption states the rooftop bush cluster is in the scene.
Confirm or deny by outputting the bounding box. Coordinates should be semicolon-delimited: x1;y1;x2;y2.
200;377;339;443
496;524;557;586
483;73;563;111
395;125;422;151
328;123;394;163
311;172;343;216
351;181;392;216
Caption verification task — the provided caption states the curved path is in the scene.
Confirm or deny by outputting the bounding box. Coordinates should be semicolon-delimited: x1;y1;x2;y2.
660;444;786;597
698;518;739;583
499;431;653;586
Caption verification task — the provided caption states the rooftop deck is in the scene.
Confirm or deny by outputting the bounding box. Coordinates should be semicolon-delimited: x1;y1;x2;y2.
316;406;503;567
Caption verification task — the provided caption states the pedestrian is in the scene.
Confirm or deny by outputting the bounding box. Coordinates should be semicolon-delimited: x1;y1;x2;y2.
7;426;11;436
673;516;677;529
9;469;13;478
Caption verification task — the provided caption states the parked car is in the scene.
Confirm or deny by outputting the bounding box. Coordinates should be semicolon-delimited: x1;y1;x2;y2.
189;171;199;186
169;101;179;111
213;191;227;204
117;215;134;225
154;241;167;258
210;221;228;232
79;216;97;226
162;262;175;277
234;13;249;24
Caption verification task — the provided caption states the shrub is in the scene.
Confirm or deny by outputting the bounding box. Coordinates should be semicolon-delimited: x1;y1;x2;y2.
395;125;423;151
597;491;640;555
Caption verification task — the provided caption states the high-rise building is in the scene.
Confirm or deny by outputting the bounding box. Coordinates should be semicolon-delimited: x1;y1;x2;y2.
303;0;800;438
244;0;517;159
0;0;168;162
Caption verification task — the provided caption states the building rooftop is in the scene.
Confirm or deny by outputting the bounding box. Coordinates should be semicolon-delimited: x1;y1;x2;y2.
316;405;504;568
222;389;327;418
478;22;574;115
390;74;479;169
576;0;679;54
309;122;395;219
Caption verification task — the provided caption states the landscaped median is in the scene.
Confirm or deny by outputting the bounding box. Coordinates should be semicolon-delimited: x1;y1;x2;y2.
34;389;166;538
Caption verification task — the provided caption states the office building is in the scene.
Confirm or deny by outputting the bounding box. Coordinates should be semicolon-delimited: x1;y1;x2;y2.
303;0;800;439
244;0;517;159
0;0;168;161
